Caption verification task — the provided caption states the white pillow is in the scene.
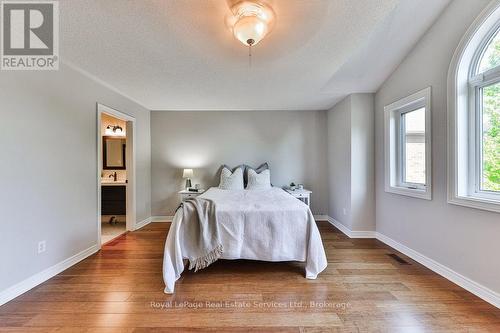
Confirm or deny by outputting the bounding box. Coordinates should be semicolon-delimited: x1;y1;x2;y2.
219;167;244;190
246;169;271;190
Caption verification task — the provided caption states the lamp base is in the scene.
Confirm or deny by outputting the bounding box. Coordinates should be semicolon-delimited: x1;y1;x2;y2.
185;178;192;190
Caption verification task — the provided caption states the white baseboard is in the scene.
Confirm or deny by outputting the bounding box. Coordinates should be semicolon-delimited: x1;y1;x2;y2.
327;216;377;238
313;215;329;221
327;216;353;236
0;244;99;306
134;217;152;230
376;232;500;309
324;214;499;309
151;215;174;222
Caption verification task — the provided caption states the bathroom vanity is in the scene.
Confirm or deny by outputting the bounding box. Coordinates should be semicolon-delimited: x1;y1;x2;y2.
101;183;126;217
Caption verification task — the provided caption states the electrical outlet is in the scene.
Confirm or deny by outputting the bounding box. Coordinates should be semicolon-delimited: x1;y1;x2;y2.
38;241;46;254
343;208;347;215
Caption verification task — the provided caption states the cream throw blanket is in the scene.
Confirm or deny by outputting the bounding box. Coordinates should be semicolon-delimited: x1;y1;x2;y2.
180;198;223;272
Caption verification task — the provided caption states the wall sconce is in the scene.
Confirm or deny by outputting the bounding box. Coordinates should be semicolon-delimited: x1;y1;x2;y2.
105;125;124;136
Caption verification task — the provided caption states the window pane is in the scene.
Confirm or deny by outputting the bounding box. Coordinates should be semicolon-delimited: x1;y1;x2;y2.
481;82;500;192
478;29;500;73
403;108;426;184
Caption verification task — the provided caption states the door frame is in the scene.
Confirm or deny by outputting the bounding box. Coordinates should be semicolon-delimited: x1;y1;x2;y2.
96;103;137;246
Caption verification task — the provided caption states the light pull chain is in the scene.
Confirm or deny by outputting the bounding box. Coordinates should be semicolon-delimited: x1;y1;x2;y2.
247;38;255;68
248;44;252;67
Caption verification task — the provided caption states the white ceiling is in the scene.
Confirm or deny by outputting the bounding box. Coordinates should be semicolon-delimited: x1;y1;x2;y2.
60;0;450;111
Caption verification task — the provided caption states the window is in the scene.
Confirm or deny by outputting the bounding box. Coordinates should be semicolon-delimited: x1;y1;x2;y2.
448;2;500;213
478;81;500;193
401;107;426;186
477;30;500;73
384;87;432;200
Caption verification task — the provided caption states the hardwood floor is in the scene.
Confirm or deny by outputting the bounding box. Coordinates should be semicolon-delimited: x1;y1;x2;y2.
1;222;499;332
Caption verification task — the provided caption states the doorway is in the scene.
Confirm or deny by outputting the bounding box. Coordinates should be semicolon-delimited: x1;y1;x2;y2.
97;104;136;246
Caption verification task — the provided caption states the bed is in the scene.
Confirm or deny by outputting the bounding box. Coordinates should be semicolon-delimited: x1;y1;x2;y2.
162;186;328;293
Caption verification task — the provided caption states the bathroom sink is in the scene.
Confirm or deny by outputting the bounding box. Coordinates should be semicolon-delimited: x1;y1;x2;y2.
101;180;127;185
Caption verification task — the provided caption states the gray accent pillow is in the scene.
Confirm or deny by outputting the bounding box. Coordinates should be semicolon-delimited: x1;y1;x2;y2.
244;162;269;186
222;164;245;173
218;165;244;190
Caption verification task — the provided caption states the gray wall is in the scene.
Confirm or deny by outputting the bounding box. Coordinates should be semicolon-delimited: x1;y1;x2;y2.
375;0;500;293
151;111;328;216
327;97;352;228
0;63;151;292
350;94;375;232
327;94;375;231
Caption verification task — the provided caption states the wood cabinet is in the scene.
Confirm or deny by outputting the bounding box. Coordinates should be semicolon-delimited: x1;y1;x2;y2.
101;185;126;215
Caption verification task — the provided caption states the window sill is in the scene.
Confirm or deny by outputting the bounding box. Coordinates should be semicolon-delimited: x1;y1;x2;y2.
385;185;431;200
448;195;500;213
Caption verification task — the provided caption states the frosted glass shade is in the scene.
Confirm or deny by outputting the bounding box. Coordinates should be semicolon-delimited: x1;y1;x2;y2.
228;1;276;47
182;169;194;178
233;15;268;46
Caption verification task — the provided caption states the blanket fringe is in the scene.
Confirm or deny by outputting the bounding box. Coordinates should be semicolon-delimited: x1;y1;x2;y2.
189;243;224;272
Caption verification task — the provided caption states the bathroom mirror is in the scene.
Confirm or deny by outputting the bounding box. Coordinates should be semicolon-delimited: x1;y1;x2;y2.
103;136;126;169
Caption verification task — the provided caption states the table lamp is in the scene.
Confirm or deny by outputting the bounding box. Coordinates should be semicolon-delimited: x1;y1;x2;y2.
182;169;193;189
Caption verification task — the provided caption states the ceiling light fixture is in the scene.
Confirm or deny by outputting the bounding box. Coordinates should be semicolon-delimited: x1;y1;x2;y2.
226;1;276;63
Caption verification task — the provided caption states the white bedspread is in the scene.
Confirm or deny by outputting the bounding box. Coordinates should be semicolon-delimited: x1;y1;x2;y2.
162;187;328;293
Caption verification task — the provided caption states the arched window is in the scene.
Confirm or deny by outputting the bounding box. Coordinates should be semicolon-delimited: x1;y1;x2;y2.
476;29;500;74
448;2;500;212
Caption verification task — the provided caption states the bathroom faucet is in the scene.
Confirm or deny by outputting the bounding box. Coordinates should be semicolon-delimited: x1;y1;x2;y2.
109;172;117;182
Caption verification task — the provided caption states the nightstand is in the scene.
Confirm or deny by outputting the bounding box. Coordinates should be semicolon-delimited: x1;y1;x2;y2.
284;188;312;207
179;189;205;202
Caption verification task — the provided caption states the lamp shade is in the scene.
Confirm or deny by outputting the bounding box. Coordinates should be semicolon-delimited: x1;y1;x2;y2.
182;169;194;179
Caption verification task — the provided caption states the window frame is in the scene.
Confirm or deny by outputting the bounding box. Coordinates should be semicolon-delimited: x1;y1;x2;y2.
470;78;500;200
398;104;427;190
448;1;500;213
384;87;432;200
